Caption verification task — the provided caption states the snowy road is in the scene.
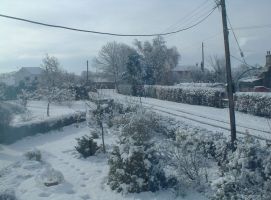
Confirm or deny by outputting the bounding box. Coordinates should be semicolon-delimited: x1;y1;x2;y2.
101;90;271;142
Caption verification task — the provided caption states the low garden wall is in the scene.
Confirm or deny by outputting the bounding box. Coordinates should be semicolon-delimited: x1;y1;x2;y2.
0;111;86;144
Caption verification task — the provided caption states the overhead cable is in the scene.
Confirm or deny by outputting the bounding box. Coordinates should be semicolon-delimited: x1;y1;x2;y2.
0;6;217;37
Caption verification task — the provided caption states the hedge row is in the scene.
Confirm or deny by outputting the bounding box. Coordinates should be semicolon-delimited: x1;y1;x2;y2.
235;92;271;118
118;85;271;118
118;84;225;108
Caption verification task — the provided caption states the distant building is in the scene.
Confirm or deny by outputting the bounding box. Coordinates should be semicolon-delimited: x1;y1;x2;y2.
14;67;43;86
170;65;198;83
81;71;115;89
0;67;43;87
239;51;271;92
0;71;16;86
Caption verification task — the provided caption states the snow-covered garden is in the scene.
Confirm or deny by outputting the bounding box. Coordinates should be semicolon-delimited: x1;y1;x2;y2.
1;96;271;200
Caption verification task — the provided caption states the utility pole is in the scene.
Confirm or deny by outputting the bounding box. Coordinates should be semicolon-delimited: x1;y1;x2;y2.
86;60;89;83
201;42;204;72
220;0;236;149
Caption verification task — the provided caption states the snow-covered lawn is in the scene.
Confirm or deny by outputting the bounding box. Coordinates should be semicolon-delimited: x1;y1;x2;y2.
0;122;206;200
11;100;88;126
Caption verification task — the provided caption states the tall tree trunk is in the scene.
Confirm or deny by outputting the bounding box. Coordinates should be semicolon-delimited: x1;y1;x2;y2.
47;102;50;117
114;75;119;93
101;122;106;153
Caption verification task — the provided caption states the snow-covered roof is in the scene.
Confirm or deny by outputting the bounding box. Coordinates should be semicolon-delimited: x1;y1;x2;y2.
239;77;261;83
20;67;43;75
93;77;114;83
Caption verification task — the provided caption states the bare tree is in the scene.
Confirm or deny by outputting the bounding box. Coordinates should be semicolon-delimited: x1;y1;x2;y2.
40;54;61;116
94;42;134;92
208;55;227;83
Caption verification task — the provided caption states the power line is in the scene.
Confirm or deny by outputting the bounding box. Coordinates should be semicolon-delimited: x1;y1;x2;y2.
230;54;255;69
0;7;217;37
226;15;247;65
162;0;213;33
181;31;222;50
231;24;271;30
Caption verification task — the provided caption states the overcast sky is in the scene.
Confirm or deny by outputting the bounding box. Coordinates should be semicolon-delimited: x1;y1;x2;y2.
0;0;270;74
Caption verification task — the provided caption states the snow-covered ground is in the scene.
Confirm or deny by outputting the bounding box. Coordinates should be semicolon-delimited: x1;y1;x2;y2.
11;101;88;126
0;122;206;200
2;90;270;199
100;89;271;141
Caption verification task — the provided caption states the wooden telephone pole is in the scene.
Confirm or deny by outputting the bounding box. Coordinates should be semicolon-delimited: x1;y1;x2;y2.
201;42;204;72
220;0;237;149
86;60;89;83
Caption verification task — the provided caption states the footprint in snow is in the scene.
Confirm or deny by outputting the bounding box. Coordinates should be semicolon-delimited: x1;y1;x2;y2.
80;194;90;200
80;172;85;175
38;192;51;197
66;189;75;194
70;165;75;168
76;168;80;171
80;184;86;188
83;177;89;181
64;161;69;165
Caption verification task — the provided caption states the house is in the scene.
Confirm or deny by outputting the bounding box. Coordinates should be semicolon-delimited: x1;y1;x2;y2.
14;67;43;86
0;67;43;87
170;65;199;83
239;51;271;92
0;71;16;86
81;71;115;89
92;77;115;89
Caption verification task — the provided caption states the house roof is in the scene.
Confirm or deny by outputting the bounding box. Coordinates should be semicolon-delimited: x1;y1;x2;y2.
239;77;262;83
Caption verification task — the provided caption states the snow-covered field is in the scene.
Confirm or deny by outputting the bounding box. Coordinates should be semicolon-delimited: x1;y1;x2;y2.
0;122;206;200
11;101;88;126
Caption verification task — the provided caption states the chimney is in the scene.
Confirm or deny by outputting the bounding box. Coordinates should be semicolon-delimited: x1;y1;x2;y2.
266;51;271;68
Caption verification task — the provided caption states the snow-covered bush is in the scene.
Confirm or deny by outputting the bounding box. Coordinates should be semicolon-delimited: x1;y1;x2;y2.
108;110;167;193
75;135;99;158
90;129;99;139
212;136;271;200
0;103;13;128
37;167;64;187
235;92;271;118
0;102;25;135
24;149;42;161
17;89;29;108
0;190;17;200
165;129;216;193
175;130;209;186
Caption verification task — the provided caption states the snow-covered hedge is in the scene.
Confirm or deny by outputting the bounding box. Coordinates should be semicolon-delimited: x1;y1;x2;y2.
145;85;225;108
235;92;271;118
176;82;224;88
